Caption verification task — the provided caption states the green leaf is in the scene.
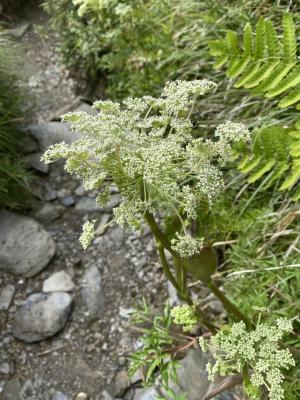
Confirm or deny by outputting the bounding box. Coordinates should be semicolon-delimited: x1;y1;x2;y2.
282;13;296;63
247;160;276;183
279;85;300;108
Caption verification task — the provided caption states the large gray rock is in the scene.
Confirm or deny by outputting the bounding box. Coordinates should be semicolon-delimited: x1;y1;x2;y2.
43;271;75;292
169;348;212;400
0;212;55;278
81;265;102;317
28;152;49;174
27;121;80;149
75;196;120;213
13;292;73;343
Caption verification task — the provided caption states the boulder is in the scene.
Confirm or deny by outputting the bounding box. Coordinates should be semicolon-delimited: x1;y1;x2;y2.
0;212;55;278
13;292;73;343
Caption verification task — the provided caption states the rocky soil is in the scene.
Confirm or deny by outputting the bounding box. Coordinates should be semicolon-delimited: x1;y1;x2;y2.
0;2;241;400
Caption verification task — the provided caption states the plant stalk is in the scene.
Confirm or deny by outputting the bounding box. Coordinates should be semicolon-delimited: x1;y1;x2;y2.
207;281;253;327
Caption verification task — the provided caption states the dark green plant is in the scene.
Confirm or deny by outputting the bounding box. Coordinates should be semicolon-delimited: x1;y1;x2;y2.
235;124;300;200
0;31;31;210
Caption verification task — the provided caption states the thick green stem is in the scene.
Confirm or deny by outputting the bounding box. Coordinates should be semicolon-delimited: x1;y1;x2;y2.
144;211;179;257
156;242;217;333
207;281;253;327
157;242;182;295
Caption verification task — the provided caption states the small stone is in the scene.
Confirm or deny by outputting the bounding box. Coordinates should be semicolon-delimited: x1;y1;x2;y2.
28;152;49;173
75;184;85;196
119;307;134;319
113;370;130;397
13;292;73;343
27;122;79;148
53;391;70;400
75;393;88;400
81;265;102;317
75;197;101;213
0;284;15;310
9;21;31;38
43;271;75;292
0;363;10;375
0;212;56;278
133;387;158;400
44;190;57;201
61;196;75;207
34;204;64;224
102;390;114;400
57;189;71;199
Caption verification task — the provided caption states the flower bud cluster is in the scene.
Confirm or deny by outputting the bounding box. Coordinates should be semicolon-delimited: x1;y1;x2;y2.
199;318;295;400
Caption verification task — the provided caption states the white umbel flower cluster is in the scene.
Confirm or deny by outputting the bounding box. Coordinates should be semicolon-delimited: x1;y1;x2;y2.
42;80;250;250
171;233;204;258
199;318;295;400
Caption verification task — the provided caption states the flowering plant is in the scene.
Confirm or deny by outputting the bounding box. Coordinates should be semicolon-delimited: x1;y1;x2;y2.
43;80;252;325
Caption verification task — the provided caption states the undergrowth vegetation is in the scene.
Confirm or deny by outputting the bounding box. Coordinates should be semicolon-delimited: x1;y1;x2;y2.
41;1;300;399
0;32;30;210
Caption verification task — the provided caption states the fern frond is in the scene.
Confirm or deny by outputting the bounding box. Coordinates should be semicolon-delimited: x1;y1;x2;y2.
282;13;296;63
247;160;276;183
236;124;300;199
266;66;300;97
279;85;300;108
265;20;279;58
254;18;265;60
243;23;253;57
244;62;279;89
210;13;299;109
252;63;295;94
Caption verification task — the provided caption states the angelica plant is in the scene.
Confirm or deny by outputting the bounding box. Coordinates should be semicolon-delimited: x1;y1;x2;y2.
199;318;295;400
42;79;251;329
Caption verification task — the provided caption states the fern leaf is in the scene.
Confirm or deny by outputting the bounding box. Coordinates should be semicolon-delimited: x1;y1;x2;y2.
252;63;295;94
234;62;261;88
279;166;300;190
244;62;279;89
227;56;250;78
295;118;300;130
209;40;226;57
289;142;300;158
243;23;253;57
266;65;300;97
239;157;262;174
247;160;276;183
282;13;296;63
226;31;240;56
289;130;300;139
279;85;300;108
265;20;279;58
292;185;300;200
213;55;228;69
254;18;265;59
265;162;289;188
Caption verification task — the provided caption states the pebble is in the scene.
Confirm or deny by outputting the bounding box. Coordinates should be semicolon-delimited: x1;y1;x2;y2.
75;392;88;400
81;265;102;317
0;284;15;310
43;271;75;292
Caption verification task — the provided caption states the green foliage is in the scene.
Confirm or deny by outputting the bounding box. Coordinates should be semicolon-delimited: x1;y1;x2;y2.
235;124;300;200
0;32;31;210
42;0;298;99
129;301;186;400
210;13;300;109
200;317;295;400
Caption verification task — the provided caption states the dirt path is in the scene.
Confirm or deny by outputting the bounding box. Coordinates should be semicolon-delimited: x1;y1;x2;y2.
0;3;168;399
